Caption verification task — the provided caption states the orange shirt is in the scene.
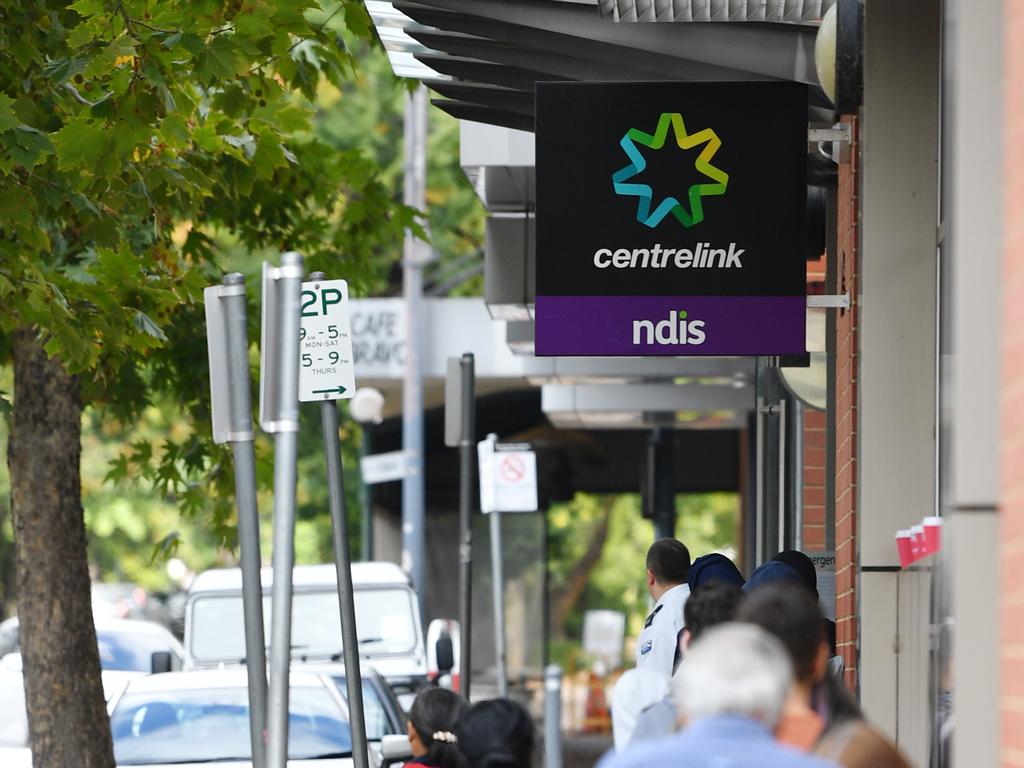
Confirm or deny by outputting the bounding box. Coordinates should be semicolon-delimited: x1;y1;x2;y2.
775;705;825;752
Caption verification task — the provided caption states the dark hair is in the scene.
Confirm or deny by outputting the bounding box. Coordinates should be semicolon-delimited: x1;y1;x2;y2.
456;699;534;768
772;550;819;597
684;581;744;642
735;582;826;683
408;688;469;768
646;538;691;585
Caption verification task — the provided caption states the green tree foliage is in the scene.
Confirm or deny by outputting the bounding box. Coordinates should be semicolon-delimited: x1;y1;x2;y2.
0;3;418;762
315;37;486;295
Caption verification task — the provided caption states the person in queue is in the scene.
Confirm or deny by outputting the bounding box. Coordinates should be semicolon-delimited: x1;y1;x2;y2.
687;552;746;591
598;623;837;768
772;550;838;657
813;673;913;768
609;538;692;749
630;579;744;744
456;698;535;768
735;583;830;751
405;687;469;768
636;538;692;677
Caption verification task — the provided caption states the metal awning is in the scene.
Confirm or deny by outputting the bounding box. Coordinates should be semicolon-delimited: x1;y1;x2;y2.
369;0;834;134
596;0;834;24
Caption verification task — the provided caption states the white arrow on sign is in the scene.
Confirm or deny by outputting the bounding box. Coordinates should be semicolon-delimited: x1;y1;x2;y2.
299;278;356;403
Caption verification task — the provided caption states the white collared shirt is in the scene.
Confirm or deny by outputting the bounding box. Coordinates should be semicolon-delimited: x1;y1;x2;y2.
634;583;690;678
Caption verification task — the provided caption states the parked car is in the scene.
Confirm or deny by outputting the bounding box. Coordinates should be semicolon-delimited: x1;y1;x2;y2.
295;663;406;741
107;668;371;767
0;616;184;674
184;563;426;702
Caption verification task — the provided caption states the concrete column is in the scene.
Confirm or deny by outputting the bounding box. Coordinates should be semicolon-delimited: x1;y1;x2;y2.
858;0;940;762
947;0;1002;765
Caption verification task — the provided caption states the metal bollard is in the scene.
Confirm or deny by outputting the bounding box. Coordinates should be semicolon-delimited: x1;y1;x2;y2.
544;665;563;768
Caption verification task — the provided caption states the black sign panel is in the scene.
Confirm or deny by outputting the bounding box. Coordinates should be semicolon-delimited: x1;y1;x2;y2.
534;81;808;356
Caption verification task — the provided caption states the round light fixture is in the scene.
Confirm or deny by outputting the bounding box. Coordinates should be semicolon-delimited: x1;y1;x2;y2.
350;387;386;424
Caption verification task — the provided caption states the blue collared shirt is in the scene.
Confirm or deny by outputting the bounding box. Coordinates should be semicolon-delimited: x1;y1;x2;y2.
597;714;838;768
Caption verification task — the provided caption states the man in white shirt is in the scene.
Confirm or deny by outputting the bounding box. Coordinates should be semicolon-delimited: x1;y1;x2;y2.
635;538;691;678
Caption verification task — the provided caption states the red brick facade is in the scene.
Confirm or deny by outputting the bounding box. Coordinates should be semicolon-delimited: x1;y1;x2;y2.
1002;1;1024;762
802;409;827;551
834;117;859;691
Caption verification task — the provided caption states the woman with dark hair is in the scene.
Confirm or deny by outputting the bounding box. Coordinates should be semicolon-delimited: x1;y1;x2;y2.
406;687;469;768
456;699;535;768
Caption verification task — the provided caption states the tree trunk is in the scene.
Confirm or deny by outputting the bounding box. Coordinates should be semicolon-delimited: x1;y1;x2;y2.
549;498;615;639
8;329;115;767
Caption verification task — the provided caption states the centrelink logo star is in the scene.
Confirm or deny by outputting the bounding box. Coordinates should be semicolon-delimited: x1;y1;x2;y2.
612;113;729;229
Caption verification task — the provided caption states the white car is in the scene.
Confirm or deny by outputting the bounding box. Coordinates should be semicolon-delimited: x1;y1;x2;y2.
184;563;427;705
0;616;184;673
107;668;368;767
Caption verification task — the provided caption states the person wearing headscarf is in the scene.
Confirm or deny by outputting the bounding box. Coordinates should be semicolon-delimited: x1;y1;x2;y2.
772;550;837;657
688;553;746;591
743;560;804;592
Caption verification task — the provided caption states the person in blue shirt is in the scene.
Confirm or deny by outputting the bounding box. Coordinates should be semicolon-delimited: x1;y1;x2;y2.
598;623;838;768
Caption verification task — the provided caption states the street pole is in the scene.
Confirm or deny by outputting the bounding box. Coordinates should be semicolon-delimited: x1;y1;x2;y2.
265;252;303;768
489;507;508;697
402;84;428;612
308;271;370;768
544;665;563;768
359;424;374;561
221;273;268;768
458;353;475;700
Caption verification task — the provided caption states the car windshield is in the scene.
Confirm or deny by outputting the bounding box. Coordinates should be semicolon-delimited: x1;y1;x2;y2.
189;589;417;662
332;678;400;740
111;685;351;764
97;629;173;672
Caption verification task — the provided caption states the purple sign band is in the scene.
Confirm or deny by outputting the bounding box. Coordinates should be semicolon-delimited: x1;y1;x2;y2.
535;295;806;357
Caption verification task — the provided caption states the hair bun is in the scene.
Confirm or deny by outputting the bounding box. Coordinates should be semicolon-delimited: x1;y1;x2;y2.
432;730;458;744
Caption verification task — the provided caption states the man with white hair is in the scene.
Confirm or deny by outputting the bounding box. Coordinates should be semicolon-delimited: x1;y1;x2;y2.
597;623;838;768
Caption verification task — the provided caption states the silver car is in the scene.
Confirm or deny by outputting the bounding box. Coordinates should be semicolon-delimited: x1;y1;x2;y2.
107;668;369;767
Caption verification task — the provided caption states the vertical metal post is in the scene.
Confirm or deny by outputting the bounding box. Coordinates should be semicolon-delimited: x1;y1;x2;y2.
458;353;475;700
402;85;428;611
544;665;563;768
777;398;787;554
222;273;268;768
792;400;805;552
266;252;303;768
489;508;508;697
649;429;675;541
755;396;766;567
308;271;370;768
321;403;371;768
359;425;374;561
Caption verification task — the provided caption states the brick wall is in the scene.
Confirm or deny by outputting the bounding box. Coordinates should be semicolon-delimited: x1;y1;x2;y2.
802;409;827;550
834;116;859;691
1002;1;1024;763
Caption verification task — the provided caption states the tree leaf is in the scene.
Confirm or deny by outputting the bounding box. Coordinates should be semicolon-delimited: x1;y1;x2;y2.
133;310;169;342
52;118;107;171
195;37;242;85
0;95;19;133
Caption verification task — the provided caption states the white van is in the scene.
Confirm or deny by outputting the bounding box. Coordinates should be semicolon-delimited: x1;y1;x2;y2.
184;562;427;700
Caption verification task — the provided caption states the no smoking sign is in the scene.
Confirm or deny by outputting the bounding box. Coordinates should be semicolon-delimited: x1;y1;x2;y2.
478;436;538;514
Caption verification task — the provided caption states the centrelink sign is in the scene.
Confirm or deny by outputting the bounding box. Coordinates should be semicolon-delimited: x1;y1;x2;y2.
535;82;807;357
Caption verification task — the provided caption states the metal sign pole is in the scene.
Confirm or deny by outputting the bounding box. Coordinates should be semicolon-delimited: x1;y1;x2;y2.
221;273;268;768
458;353;475;700
264;253;304;768
308;271;370;768
489;506;508;697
